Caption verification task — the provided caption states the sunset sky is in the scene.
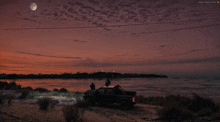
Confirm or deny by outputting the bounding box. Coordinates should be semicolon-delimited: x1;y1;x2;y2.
0;0;220;77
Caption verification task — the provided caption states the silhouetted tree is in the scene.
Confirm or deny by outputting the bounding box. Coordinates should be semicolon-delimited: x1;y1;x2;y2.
60;88;68;92
35;87;48;92
53;88;59;91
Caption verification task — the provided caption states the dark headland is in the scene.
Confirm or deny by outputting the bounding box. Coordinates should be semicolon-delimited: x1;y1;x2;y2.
0;72;168;79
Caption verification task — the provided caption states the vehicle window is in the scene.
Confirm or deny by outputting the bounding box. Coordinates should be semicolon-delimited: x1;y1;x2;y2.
97;89;105;95
115;89;124;95
105;89;114;95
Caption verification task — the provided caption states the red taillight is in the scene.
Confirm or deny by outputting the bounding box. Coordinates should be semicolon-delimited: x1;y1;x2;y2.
132;97;135;102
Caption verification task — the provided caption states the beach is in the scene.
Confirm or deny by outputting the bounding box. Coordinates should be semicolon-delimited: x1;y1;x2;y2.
1;79;220;122
0;99;161;122
0;88;162;122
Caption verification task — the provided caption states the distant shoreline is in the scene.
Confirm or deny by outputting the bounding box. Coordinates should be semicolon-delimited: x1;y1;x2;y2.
0;72;168;79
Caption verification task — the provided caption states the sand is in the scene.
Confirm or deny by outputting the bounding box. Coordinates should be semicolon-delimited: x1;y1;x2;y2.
0;90;162;122
0;100;162;122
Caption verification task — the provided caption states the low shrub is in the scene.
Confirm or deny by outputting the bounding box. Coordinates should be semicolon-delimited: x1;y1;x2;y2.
7;94;15;104
75;100;90;108
62;100;87;122
19;90;30;99
8;82;17;88
10;85;21;90
136;95;146;103
50;100;59;108
47;91;59;96
210;111;220;120
62;105;80;122
35;87;48;92
37;97;51;109
53;88;59;92
21;87;33;91
138;94;220;121
188;93;217;112
136;95;166;105
75;91;81;94
0;81;9;89
197;108;213;117
60;88;68;92
158;107;193;121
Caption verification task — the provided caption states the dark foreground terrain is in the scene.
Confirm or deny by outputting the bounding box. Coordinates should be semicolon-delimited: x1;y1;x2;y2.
1;81;220;122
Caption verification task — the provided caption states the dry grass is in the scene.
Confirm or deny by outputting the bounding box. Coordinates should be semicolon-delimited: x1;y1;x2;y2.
136;94;220;121
62;100;89;122
62;105;80;122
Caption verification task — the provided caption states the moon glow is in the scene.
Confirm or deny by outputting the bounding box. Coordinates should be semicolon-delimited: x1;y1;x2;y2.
30;3;37;11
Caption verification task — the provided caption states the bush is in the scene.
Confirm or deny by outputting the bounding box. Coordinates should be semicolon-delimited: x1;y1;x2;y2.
37;98;51;109
60;88;68;92
75;100;90;108
35;87;48;92
19;90;30;99
8;82;17;88
188;93;217;112
158;107;193;121
156;93;220;121
10;85;21;90
62;100;87;122
62;105;80;122
136;95;146;103
21;87;33;91
53;88;59;92
197;108;213;117
0;81;9;89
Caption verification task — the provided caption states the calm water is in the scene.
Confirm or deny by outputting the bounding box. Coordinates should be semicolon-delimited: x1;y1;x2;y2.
3;77;220;102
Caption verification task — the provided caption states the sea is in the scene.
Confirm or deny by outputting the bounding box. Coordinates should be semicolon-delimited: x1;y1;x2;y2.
2;77;220;102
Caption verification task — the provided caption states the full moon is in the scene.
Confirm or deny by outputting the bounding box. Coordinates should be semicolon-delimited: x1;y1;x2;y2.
30;3;37;11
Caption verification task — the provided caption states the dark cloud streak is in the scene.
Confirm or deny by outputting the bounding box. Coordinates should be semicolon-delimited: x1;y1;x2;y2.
71;39;86;42
16;52;81;59
170;48;206;56
60;56;220;68
135;24;220;35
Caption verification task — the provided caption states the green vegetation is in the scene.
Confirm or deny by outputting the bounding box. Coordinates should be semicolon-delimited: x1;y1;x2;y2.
25;91;84;101
136;94;220;121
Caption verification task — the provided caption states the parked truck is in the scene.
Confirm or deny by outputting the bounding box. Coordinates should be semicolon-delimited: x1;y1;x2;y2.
83;85;136;109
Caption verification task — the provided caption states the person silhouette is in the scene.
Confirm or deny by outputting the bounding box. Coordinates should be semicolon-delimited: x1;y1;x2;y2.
90;82;95;90
105;79;111;86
